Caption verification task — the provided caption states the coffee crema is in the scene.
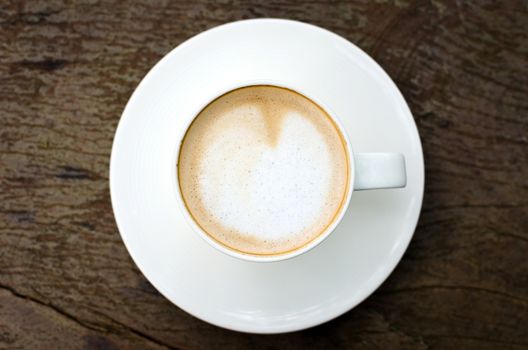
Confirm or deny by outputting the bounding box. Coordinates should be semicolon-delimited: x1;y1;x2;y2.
178;85;350;256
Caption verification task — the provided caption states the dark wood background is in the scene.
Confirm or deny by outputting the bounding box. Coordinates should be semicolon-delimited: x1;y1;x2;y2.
1;1;527;349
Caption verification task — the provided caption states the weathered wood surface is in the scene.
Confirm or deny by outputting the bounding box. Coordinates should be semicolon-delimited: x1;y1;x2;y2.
1;1;527;349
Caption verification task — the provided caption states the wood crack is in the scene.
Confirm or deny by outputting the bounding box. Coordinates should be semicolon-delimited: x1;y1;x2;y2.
379;284;528;305
0;283;108;332
16;59;70;72
425;334;528;347
0;284;178;350
86;308;184;350
422;203;527;213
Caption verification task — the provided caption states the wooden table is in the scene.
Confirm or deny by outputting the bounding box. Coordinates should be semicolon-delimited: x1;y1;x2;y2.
1;1;527;349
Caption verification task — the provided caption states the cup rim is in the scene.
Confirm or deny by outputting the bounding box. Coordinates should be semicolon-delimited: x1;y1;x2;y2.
172;79;355;262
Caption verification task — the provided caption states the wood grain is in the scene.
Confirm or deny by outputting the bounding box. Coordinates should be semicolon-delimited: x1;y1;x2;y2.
1;1;527;349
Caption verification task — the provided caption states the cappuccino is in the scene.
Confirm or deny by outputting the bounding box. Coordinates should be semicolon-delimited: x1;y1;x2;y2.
178;85;349;255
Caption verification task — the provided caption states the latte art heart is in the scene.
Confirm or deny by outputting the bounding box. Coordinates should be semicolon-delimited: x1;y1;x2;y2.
178;86;349;255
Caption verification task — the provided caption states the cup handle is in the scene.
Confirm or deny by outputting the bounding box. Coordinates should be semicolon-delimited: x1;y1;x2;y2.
353;153;407;190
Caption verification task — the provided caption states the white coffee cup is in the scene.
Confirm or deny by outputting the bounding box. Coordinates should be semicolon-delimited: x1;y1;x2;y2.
173;80;406;262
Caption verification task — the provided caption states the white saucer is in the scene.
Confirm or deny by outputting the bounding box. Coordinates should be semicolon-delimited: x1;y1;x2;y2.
110;19;424;333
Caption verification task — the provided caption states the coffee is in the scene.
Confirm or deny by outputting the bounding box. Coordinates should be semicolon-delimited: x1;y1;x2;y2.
178;85;350;255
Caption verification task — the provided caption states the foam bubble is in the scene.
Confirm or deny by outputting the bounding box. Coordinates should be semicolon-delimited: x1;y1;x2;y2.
178;86;349;255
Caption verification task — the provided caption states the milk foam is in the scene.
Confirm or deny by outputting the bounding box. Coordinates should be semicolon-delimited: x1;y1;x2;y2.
178;86;349;255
